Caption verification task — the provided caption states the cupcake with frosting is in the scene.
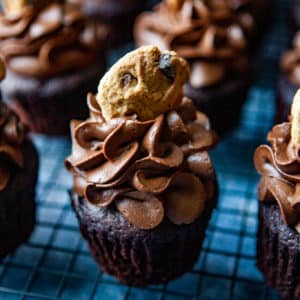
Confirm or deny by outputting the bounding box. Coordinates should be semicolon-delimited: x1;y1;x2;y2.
0;0;108;135
0;58;38;259
68;0;146;47
254;90;300;300
134;0;261;134
65;46;218;285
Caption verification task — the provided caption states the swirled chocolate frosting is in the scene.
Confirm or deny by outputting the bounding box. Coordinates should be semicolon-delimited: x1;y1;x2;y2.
135;0;255;88
254;122;300;232
281;31;300;86
66;94;218;229
0;1;108;78
0;102;25;191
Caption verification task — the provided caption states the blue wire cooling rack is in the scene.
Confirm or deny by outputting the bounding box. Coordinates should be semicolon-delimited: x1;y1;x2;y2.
0;0;292;299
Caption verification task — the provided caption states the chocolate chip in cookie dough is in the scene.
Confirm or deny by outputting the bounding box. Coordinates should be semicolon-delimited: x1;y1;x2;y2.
159;53;176;82
121;73;136;88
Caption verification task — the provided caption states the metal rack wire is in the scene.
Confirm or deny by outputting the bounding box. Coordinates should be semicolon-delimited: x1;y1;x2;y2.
0;0;292;299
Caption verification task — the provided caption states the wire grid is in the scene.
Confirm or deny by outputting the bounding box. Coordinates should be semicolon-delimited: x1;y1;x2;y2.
0;0;292;299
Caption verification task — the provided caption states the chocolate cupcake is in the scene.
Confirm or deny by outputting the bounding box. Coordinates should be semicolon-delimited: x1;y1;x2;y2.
0;60;38;259
0;0;108;135
254;90;300;299
68;0;146;47
134;0;257;134
276;31;300;124
65;46;218;285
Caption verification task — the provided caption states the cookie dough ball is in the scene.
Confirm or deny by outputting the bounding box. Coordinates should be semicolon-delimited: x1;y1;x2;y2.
97;45;189;122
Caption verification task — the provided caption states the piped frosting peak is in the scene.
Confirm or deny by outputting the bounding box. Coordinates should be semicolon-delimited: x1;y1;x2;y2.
66;46;218;229
254;89;300;232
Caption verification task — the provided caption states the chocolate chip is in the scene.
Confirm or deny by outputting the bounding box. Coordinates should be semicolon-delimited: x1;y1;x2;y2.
121;73;136;87
159;53;176;82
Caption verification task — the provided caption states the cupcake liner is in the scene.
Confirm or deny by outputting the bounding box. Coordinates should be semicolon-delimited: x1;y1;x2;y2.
7;86;91;136
257;202;300;300
184;73;252;135
1;62;106;136
71;191;217;286
0;140;38;259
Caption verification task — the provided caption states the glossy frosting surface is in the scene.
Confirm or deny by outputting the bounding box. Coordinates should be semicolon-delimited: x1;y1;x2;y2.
66;94;217;229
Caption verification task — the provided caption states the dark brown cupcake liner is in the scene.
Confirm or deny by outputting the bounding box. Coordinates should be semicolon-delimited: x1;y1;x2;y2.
0;140;38;259
71;190;217;286
184;73;252;135
257;202;300;300
7;88;92;136
1;62;106;136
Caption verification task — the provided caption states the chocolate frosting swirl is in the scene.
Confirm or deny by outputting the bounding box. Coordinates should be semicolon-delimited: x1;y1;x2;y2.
281;31;300;86
66;94;218;229
0;102;26;191
0;1;108;78
254;122;300;232
135;0;255;88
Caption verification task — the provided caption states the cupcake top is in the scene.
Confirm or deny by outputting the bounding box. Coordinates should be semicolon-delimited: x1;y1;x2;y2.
254;90;300;233
65;46;218;230
134;0;255;88
0;59;26;191
0;0;108;78
281;31;300;86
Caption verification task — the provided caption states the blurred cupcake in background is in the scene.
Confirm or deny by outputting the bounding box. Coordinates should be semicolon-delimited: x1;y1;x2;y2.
0;59;38;259
0;0;108;135
135;0;259;134
277;31;300;124
65;46;218;285
68;0;146;47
